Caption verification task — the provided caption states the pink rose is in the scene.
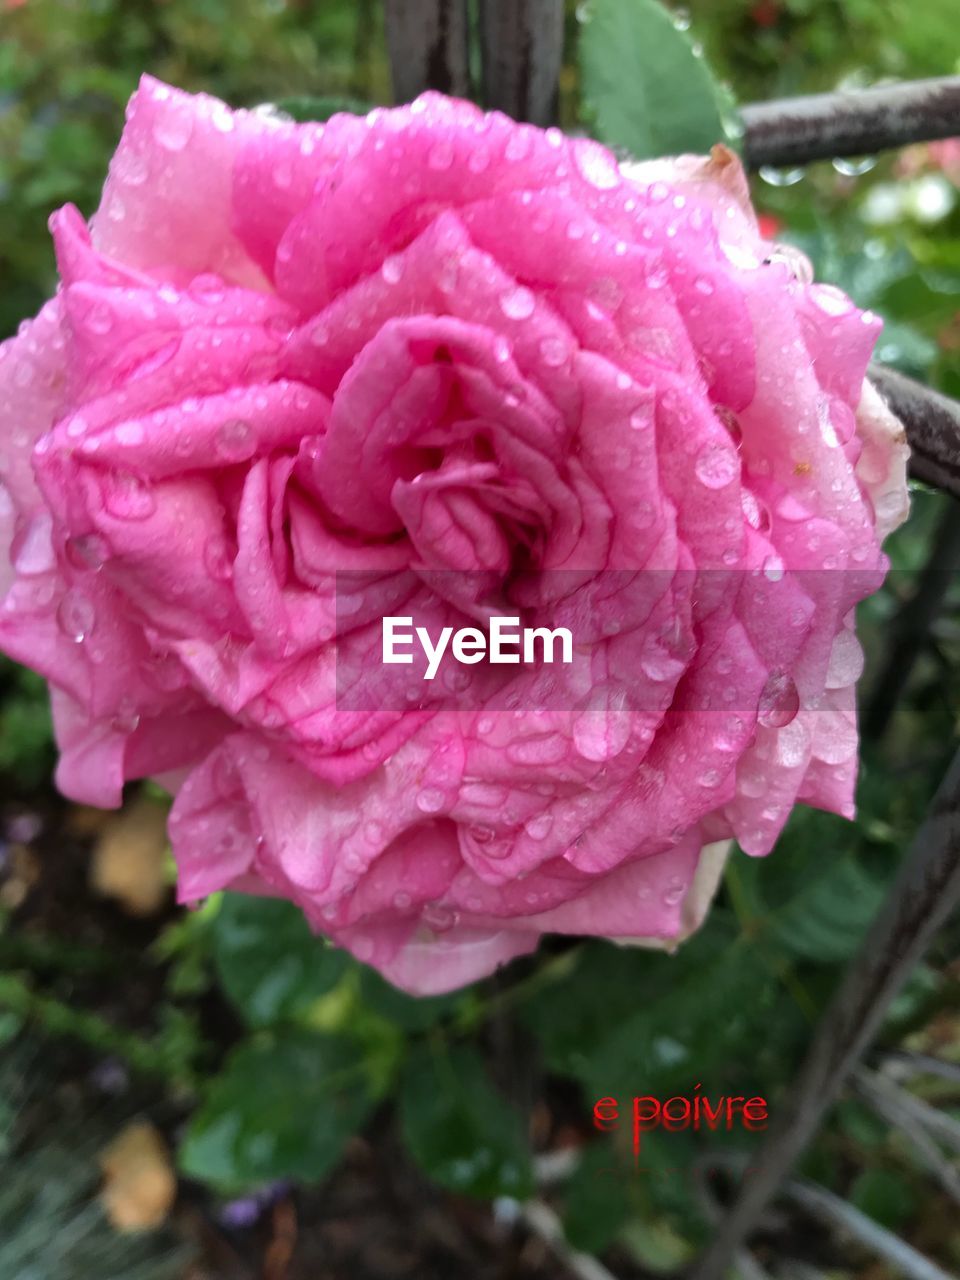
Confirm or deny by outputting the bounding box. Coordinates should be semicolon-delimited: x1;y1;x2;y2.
0;79;908;993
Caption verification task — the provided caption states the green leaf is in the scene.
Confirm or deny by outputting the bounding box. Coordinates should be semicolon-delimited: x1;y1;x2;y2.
579;0;729;160
765;857;884;963
399;1045;533;1199
212;895;348;1028
521;923;803;1101
731;819;887;965
359;967;461;1032
850;1168;919;1230
274;94;370;123
180;1029;377;1190
563;1142;630;1253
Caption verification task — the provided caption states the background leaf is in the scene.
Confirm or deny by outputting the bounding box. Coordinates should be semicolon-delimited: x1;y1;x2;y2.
180;1029;377;1190
578;0;729;160
212;894;348;1028
399;1045;533;1200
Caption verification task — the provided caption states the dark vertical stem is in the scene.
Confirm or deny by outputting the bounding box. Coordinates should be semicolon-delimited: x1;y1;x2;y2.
689;745;960;1280
864;499;960;739
382;0;470;102
479;0;564;125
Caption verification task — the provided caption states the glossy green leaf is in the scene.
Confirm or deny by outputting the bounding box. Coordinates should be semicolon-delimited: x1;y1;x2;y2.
399;1045;533;1199
579;0;728;160
180;1029;376;1190
212;894;348;1028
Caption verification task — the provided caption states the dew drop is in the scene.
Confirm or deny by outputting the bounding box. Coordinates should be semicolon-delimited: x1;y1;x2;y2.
393;891;413;910
103;471;156;521
695;441;738;490
427;140;454;170
204;535;234;582
381;254;404;284
762;555;785;583
539;336;569;367
630;403;653;431
57;589;96;643
416;787;446;814
215;418;255;461
524;813;553;841
422;903;459;933
757;670;800;729
115;421;145;447
85;303;114;336
572;686;630;762
758;165;805;187
499;286;536;320
574;140;621;190
663;876;686;906
110;704;141;735
153;109;194;153
65;533;107;573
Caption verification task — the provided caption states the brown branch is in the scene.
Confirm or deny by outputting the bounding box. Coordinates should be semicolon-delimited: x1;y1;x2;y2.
741;77;960;170
688;743;960;1280
871;365;960;500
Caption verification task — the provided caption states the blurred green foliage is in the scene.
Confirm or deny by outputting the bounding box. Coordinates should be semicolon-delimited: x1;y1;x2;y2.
2;0;960;1272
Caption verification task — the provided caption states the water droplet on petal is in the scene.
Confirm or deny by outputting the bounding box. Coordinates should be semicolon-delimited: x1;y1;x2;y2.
539;336;569;367
427;140;454;170
695;441;738;489
393;890;413;910
381;254;404;284
57;589;96;643
763;554;785;582
524;813;553;841
575;140;621;190
204;535;234;581
65;533;107;573
416;787;446;814
662;876;686;906
573;686;630;762
104;472;156;521
215;418;255;461
422;903;459;932
153;109;194;152
84;303;114;336
758;670;799;728
110;703;141;735
499;286;535;320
